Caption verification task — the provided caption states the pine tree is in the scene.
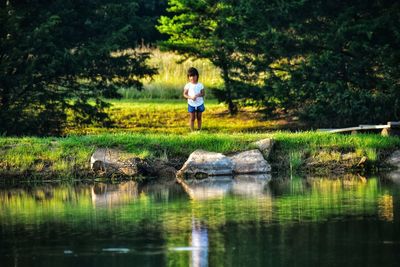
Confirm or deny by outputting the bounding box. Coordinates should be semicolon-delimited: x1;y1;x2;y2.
158;0;261;114
0;0;156;135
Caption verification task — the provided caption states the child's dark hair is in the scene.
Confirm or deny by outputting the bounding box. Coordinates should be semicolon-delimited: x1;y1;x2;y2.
187;67;199;78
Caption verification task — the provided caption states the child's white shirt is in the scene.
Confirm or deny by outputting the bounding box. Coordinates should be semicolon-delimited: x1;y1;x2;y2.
185;82;204;107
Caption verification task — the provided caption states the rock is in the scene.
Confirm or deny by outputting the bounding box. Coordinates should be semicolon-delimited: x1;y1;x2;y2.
148;159;177;180
90;148;139;176
176;150;233;179
90;148;176;179
229;149;271;174
253;138;274;159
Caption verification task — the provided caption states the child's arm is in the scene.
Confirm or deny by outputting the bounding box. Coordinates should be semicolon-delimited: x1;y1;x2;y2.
192;89;205;100
183;88;193;100
196;89;205;98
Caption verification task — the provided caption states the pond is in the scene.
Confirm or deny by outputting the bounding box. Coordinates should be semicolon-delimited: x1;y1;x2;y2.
1;174;400;267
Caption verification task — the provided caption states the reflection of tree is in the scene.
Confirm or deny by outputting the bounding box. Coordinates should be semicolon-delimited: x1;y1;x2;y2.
272;176;381;223
378;194;394;222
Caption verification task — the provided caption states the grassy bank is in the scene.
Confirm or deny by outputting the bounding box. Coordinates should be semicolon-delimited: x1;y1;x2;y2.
1;132;399;179
66;99;293;135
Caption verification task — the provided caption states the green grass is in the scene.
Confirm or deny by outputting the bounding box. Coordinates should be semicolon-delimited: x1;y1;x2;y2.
1;131;399;178
67;99;287;135
270;132;400;173
119;48;223;99
2;49;399;179
2;98;400;179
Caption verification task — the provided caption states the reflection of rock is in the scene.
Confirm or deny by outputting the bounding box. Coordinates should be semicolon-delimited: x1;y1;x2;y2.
385;170;400;185
177;174;271;200
229;150;271;174
91;181;138;207
90;148;176;179
176;150;233;179
387;150;400;167
177;149;271;179
385;150;400;185
177;177;233;200
232;174;271;196
140;179;184;200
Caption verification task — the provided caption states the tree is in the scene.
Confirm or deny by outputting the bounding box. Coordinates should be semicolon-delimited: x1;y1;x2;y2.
0;0;156;135
158;0;263;114
159;0;400;126
136;0;169;44
242;0;400;127
276;0;400;127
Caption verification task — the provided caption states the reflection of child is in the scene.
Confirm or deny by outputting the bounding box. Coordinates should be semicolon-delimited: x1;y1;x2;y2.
183;67;205;131
191;219;208;267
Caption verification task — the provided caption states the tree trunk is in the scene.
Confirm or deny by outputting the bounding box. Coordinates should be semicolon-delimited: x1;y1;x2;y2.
221;66;237;115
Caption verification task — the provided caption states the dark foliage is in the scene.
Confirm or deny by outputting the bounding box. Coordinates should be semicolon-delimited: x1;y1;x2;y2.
0;0;156;135
159;0;400;126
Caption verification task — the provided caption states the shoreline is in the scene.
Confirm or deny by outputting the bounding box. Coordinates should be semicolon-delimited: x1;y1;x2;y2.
1;132;399;182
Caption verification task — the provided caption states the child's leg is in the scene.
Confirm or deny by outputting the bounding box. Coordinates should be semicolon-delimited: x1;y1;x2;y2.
189;112;196;131
196;111;202;130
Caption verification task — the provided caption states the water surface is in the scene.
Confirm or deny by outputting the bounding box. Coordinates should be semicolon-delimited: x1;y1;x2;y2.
1;174;400;266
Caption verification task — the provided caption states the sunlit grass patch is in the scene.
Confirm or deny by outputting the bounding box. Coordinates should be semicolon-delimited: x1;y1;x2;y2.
65;99;291;135
119;48;223;99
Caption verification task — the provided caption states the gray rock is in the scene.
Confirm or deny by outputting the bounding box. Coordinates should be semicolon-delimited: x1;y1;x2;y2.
229;149;271;174
253;138;274;159
90;148;176;179
90;148;138;176
176;150;233;178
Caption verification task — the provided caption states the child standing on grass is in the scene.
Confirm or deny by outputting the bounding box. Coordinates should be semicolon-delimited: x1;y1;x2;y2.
183;67;205;131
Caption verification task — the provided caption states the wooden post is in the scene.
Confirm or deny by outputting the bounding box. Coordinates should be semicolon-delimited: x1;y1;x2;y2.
384;121;400;136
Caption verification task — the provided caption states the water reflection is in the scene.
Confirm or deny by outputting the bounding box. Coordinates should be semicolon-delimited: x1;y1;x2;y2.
378;194;394;222
385;169;400;185
191;219;208;267
232;174;271;197
1;174;400;266
177;174;271;200
91;181;138;207
177;176;233;200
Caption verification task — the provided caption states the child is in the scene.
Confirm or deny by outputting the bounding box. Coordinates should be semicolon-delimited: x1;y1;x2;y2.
183;67;205;131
